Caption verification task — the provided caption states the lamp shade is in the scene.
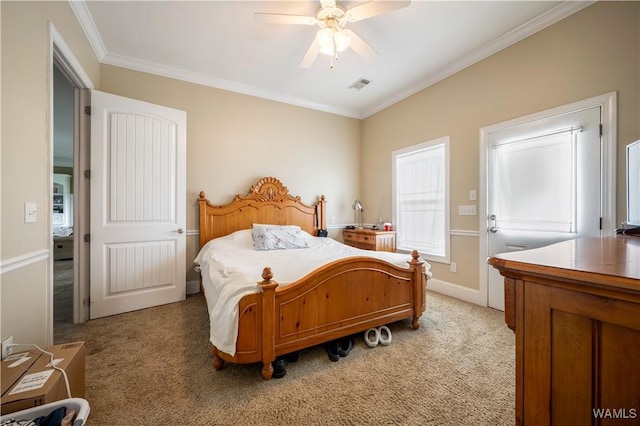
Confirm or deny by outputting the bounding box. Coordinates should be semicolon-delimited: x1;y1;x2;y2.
316;28;351;56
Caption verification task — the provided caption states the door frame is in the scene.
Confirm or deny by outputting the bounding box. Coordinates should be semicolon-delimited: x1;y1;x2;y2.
49;24;94;342
478;92;617;307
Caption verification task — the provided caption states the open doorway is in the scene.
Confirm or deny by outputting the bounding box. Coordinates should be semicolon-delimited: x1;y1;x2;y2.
50;25;93;343
53;64;75;327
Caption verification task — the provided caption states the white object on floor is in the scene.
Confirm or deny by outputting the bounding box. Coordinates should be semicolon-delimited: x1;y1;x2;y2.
364;328;380;348
379;325;392;345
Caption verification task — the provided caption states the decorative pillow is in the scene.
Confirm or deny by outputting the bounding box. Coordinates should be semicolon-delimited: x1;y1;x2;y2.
251;224;309;250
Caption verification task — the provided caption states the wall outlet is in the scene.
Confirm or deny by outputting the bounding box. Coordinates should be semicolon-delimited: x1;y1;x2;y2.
450;262;457;273
458;205;476;215
331;216;336;225
2;336;13;360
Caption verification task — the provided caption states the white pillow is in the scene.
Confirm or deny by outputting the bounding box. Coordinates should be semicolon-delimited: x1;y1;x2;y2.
230;228;254;247
251;224;309;250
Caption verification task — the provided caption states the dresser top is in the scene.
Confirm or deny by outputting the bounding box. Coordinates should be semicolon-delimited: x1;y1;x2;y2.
488;236;640;292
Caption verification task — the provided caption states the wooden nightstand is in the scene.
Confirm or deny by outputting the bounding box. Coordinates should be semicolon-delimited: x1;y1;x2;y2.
343;228;396;252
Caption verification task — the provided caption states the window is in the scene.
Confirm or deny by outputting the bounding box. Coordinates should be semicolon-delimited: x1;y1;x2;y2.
491;129;578;233
392;136;450;262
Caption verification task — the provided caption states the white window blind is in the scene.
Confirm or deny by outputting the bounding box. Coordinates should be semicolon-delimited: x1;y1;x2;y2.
492;130;577;233
393;137;449;261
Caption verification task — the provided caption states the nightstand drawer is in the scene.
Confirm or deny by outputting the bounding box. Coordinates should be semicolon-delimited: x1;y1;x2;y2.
346;232;374;244
343;229;396;252
343;230;357;241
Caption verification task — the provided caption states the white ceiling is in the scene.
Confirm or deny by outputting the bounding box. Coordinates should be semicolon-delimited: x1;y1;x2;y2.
72;1;593;119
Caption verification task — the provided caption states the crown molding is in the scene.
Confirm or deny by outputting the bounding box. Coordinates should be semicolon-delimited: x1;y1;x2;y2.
361;1;596;118
101;52;361;118
68;0;107;61
70;0;594;120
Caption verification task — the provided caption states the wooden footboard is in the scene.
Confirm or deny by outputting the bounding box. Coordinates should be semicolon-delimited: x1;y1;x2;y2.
212;251;427;380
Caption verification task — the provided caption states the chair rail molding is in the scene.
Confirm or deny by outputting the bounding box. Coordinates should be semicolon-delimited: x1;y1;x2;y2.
450;229;480;237
1;250;50;275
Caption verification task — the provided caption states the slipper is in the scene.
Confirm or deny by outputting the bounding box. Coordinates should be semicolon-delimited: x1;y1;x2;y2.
364;327;380;348
272;357;287;378
326;341;340;362
378;325;392;346
338;337;354;357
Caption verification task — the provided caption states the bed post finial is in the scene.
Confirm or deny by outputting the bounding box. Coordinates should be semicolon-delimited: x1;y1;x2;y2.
317;194;327;231
408;249;427;330
199;191;206;200
261;267;274;283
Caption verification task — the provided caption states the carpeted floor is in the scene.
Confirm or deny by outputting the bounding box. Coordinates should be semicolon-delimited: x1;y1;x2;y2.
54;290;515;426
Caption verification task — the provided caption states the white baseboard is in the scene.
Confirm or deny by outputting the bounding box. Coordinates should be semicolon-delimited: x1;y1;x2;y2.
187;280;200;295
427;278;486;306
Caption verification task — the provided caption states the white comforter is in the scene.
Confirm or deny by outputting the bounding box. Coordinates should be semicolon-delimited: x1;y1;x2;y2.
194;229;431;356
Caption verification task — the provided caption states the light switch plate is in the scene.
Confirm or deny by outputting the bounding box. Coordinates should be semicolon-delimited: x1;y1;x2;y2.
458;205;476;216
24;202;37;223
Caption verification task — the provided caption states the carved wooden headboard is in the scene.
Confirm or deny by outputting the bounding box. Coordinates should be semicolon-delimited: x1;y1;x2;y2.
198;177;327;248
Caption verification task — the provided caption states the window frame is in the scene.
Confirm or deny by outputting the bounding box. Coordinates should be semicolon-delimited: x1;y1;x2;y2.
392;136;451;264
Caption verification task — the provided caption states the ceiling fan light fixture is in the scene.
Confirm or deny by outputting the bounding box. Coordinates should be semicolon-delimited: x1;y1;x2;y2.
256;0;410;68
316;28;351;56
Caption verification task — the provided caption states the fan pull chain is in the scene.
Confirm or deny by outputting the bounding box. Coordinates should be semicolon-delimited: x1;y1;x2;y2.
330;31;338;69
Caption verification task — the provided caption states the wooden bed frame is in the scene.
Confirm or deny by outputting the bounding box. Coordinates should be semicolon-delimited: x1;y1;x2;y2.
198;177;428;380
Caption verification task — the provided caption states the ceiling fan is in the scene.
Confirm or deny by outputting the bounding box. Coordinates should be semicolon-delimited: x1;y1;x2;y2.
254;0;411;69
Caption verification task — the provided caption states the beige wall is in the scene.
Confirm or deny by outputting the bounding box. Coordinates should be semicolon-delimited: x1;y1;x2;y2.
1;2;360;346
361;1;640;291
98;65;362;282
1;1;100;345
2;1;638;347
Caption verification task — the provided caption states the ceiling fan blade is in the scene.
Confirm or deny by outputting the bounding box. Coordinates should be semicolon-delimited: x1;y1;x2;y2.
300;42;321;68
253;13;317;25
345;0;411;22
343;29;378;62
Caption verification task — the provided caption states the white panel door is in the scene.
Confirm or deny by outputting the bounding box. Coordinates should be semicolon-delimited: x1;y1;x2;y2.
90;91;186;319
486;106;602;310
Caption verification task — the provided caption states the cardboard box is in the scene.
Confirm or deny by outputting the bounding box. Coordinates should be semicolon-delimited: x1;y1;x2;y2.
1;341;85;415
1;350;43;396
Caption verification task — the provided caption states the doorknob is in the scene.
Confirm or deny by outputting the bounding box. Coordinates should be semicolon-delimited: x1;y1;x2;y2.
488;214;497;233
175;228;184;234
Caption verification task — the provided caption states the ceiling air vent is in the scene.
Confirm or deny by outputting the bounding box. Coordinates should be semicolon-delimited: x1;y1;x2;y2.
348;78;370;91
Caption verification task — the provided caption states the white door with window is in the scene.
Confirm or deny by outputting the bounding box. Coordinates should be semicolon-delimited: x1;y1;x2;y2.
485;106;602;310
90;91;186;319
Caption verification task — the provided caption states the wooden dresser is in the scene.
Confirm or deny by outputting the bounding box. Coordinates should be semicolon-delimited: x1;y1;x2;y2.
488;236;640;425
343;228;396;252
